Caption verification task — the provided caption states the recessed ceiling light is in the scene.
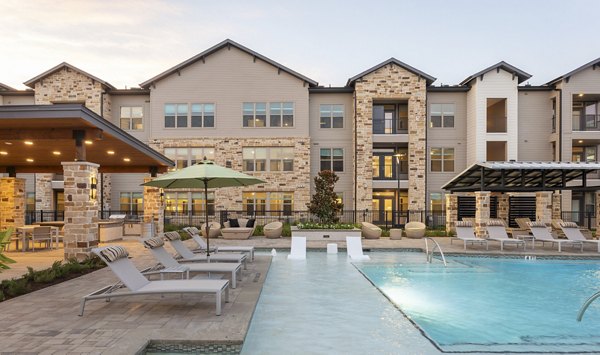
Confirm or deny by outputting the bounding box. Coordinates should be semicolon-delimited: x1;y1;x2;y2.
107;150;115;155
579;93;584;97
578;140;584;143
4;142;12;145
0;151;7;155
123;158;131;162
26;158;34;162
84;140;93;145
24;141;33;145
52;151;61;155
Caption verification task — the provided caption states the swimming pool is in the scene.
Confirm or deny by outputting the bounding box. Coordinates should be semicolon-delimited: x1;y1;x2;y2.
242;251;600;354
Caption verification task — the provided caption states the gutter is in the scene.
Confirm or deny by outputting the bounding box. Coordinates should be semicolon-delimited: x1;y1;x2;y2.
354;89;358;222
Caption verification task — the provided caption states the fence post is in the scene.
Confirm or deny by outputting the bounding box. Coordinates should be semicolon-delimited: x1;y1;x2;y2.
587;212;592;230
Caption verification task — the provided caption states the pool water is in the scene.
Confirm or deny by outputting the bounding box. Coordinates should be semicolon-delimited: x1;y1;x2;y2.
358;255;600;353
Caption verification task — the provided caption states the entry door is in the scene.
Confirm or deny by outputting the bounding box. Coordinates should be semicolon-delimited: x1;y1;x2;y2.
372;196;393;225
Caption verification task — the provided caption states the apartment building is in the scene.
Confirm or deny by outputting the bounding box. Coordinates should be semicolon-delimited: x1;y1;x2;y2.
1;39;599;225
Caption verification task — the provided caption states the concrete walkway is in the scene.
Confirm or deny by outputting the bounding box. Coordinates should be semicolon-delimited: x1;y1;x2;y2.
0;235;598;354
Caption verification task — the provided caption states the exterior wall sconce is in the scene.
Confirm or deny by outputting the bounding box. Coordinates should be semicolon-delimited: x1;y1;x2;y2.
159;189;164;204
90;176;98;200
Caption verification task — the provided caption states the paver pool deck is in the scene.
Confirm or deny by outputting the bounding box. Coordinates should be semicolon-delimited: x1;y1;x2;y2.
0;236;598;354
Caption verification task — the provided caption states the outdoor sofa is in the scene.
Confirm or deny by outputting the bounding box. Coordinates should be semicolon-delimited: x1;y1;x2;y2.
221;218;256;239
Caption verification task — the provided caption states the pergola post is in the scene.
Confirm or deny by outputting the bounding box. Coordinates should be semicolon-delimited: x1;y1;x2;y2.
496;193;509;225
536;191;553;224
0;177;25;231
474;191;490;237
62;161;99;260
552;192;562;221
445;194;458;234
143;177;164;235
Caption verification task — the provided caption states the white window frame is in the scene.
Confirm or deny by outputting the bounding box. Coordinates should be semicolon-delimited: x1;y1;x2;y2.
119;192;143;214
429;103;455;128
242;147;294;172
191;103;216;128
164;103;189;128
320;104;344;129
120;106;144;131
320;148;344;172
164;147;215;171
430;147;455;172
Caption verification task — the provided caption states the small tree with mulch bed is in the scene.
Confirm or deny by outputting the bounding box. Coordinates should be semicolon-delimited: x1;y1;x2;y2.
307;170;343;224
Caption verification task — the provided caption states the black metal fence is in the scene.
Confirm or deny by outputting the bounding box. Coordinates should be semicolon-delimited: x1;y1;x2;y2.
561;211;596;229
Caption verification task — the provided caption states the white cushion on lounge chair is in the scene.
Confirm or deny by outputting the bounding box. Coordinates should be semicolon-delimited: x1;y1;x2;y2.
559;223;600;252
452;222;488;251
486;221;525;251
528;222;583;253
80;246;229;316
142;238;242;288
346;236;370;261
287;236;306;260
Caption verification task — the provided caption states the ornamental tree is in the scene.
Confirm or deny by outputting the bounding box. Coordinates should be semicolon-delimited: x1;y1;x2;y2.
307;170;343;224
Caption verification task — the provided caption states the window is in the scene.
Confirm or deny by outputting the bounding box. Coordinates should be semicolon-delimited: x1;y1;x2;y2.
119;192;143;214
486;141;506;161
486;98;507;133
165;192;215;216
164;104;188;128
572;146;597;163
26;192;35;211
270;102;294;127
320;104;344;128
243;103;267;127
320;148;344;172
243;147;294;172
430;104;454;128
551;99;556;133
164;147;215;171
191;103;215;128
120;106;143;130
242;192;293;216
430;148;454;172
430;192;444;212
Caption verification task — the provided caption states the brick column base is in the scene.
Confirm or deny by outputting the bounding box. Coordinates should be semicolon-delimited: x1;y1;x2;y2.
445;194;458;234
143;177;164;235
474;191;490;237
0;178;25;231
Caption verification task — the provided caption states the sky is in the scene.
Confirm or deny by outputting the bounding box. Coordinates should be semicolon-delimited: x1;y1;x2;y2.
0;0;598;90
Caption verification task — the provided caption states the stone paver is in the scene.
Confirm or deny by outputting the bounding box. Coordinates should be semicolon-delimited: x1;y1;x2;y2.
0;235;598;353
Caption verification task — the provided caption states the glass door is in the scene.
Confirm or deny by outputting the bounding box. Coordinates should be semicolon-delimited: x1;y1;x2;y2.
372;192;394;225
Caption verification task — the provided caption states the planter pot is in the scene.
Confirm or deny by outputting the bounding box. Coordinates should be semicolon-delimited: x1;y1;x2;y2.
291;228;360;241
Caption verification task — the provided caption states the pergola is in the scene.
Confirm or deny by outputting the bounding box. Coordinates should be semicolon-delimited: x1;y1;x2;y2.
442;161;600;236
0;104;173;259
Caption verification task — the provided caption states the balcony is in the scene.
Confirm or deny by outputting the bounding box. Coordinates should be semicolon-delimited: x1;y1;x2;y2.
373;118;408;135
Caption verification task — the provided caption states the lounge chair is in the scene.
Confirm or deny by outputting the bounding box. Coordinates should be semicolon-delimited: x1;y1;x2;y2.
287;236;306;260
142;237;242;288
527;221;583;252
185;228;255;261
346;236;370;261
485;219;525;251
559;222;600;253
451;220;488;250
360;222;382;239
163;232;248;269
80;246;229;316
514;217;534;233
182;227;218;253
552;219;594;239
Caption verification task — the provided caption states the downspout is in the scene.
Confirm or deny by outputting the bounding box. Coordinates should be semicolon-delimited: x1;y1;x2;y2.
424;85;429;220
100;173;104;216
556;87;562;161
354;88;358;222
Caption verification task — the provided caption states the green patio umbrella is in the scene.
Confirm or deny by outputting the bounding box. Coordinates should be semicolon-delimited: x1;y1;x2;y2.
142;159;265;256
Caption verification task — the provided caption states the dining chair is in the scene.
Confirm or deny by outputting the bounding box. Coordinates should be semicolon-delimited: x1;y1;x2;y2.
31;226;52;251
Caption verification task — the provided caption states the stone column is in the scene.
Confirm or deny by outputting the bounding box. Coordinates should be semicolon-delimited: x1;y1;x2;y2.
445;194;458;234
0;178;25;231
496;193;509;224
62;162;99;260
35;173;53;210
552;192;562;221
595;191;600;233
143;177;164;235
100;173;111;213
474;191;490;237
536;191;553;224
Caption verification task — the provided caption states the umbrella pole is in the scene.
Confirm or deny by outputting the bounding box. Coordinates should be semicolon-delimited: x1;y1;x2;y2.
205;183;210;259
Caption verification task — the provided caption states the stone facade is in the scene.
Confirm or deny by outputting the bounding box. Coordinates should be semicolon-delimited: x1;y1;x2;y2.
149;137;312;211
353;63;427;210
496;193;510;224
62;162;99;260
474;191;490;237
535;191;553;224
552;192;562;220
100;173;111;212
596;191;600;233
143;177;164;235
35;173;54;210
0;178;25;231
445;194;458;233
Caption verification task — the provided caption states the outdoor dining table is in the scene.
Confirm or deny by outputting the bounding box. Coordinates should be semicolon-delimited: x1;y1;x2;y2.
16;225;60;252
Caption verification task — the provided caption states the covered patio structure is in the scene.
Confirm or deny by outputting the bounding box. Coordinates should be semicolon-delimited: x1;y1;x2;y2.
0;104;173;259
443;161;600;236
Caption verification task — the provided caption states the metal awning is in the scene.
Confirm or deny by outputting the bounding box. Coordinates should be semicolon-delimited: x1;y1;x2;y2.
442;161;600;192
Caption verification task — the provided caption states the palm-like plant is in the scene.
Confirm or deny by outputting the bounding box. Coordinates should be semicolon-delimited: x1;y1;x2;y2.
0;228;15;270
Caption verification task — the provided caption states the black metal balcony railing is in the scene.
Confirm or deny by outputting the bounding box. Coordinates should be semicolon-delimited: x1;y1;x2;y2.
573;115;600;131
373;118;408;134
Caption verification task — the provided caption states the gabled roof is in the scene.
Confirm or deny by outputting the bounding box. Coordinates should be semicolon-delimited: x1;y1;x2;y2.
140;39;318;89
23;62;115;90
546;57;600;86
0;82;15;91
346;58;436;86
460;61;531;86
